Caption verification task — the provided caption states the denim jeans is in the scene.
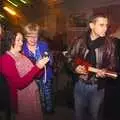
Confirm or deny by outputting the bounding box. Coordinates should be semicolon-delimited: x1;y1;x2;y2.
74;80;104;120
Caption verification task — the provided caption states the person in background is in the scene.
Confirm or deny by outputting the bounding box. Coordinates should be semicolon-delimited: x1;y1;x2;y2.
66;14;119;120
0;24;2;39
0;24;4;51
0;29;49;120
23;23;54;114
0;23;11;120
103;36;120;120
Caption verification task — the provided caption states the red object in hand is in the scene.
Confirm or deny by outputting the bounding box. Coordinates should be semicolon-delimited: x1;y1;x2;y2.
74;57;117;79
74;57;91;72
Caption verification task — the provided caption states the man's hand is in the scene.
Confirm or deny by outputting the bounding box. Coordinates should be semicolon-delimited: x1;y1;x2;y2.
96;69;106;78
75;65;88;74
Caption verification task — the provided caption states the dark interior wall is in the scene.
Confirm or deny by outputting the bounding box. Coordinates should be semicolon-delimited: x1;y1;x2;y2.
64;0;120;12
93;5;120;34
93;5;120;24
21;0;47;22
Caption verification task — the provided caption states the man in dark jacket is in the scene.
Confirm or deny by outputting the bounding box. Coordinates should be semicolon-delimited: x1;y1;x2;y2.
66;14;118;120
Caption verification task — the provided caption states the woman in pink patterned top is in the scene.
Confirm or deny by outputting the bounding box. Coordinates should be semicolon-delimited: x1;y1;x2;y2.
0;30;49;120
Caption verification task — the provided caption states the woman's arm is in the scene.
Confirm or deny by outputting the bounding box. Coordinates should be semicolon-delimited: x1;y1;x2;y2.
1;55;42;90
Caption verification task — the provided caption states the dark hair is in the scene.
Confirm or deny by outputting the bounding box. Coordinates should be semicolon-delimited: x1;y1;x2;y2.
89;14;108;24
87;14;109;33
2;29;23;54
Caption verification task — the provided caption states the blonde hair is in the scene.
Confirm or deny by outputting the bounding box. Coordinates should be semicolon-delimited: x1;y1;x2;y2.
24;23;40;36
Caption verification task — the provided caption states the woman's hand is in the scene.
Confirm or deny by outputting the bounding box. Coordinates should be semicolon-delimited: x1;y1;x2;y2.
36;57;49;69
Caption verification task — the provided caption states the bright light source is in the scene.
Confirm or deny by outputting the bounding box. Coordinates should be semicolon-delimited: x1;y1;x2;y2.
3;6;17;16
20;0;27;4
8;0;18;7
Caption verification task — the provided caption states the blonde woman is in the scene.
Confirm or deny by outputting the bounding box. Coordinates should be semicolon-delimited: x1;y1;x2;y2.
23;23;54;113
